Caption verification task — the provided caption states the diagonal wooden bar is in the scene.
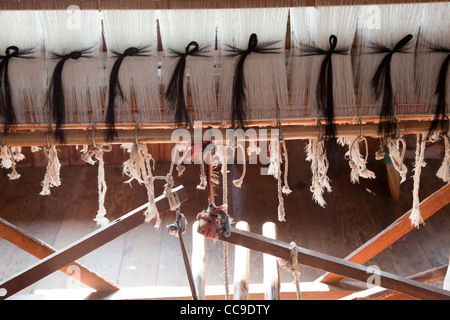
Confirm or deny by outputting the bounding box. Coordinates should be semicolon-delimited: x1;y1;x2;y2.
0;185;188;300
216;227;450;300
0;218;119;293
318;183;450;284
340;264;448;300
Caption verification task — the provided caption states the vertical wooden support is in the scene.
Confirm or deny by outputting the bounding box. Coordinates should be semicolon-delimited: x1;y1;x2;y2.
262;222;280;300
233;221;250;300
192;221;206;300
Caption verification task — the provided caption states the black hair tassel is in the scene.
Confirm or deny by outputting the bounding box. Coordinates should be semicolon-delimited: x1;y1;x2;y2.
427;46;450;138
165;41;209;127
46;48;93;143
369;34;414;138
0;46;34;134
298;35;350;139
105;46;151;142
225;33;281;129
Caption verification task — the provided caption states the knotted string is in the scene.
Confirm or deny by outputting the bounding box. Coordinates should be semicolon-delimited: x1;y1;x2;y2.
0;46;34;134
165;41;208;127
46;48;93;144
298;35;350;139
427;45;450;137
369;34;414;138
225;33;281;129
105;46;151;142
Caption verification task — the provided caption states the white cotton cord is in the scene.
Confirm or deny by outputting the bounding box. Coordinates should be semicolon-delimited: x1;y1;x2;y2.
233;142;246;188
306;138;331;208
0;144;22;180
347;136;376;184
410;134;427;228
281;138;292;195
267;138;280;179
31;146;42;153
386;137;408;183
277;242;302;300
40;145;61;196
122;142;160;227
436;135;450;183
81;144;112;227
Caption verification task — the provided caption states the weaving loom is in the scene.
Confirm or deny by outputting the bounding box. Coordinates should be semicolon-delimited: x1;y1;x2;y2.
0;0;449;301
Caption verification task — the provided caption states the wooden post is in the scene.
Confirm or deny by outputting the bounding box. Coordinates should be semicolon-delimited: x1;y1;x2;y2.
233;221;250;300
262;222;280;300
0;186;188;300
191;221;206;300
218;226;450;300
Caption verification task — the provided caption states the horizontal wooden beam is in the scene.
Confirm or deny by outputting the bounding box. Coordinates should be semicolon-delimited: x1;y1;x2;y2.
319;183;450;284
2;120;435;147
0;185;188;300
0;218;119;293
216;227;450;300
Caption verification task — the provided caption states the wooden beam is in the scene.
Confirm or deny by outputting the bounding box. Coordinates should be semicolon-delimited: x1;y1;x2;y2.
0;185;188;300
340;264;448;300
0;218;119;293
216;227;450;300
2;120;436;147
319;183;450;284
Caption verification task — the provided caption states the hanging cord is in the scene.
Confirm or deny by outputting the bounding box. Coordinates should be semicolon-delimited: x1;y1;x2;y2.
221;142;230;300
436;135;450;182
410;134;427;228
40;131;61;196
0;134;23;180
167;204;198;300
81;124;112;227
277;242;302;300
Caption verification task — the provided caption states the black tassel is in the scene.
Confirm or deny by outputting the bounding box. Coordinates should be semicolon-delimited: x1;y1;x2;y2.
46;48;92;143
225;33;281;129
298;35;350;139
369;34;414;138
427;46;450;138
165;41;209;127
105;46;151;142
0;46;33;134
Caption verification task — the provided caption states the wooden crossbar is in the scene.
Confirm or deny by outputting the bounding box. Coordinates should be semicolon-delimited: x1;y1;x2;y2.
0;185;188;300
217;227;450;300
0;218;119;293
319;183;450;284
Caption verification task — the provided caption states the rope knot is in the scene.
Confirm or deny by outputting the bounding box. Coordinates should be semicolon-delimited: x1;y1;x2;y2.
245;33;258;54
328;35;338;55
184;41;199;57
196;203;231;240
5;46;19;58
67;51;83;60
